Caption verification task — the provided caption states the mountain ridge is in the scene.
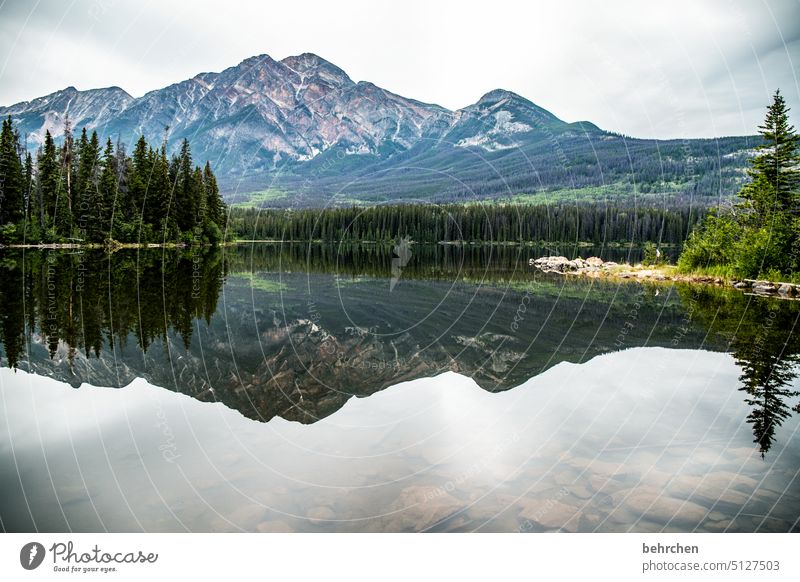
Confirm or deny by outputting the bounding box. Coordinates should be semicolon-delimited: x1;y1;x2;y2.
0;52;756;205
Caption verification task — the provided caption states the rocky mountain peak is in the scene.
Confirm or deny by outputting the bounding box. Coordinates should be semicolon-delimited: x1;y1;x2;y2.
0;52;606;191
281;52;353;85
476;88;522;104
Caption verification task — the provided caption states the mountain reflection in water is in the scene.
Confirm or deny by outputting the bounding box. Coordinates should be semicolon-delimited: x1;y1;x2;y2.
0;243;798;532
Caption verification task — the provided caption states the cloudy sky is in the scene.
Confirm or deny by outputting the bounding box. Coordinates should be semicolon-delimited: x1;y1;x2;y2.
0;0;798;138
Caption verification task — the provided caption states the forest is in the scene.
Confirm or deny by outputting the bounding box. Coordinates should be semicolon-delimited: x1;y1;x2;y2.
0;116;228;245
230;202;706;246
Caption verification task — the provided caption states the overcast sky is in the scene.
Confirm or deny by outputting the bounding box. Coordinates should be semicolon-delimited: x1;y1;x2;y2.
0;0;798;138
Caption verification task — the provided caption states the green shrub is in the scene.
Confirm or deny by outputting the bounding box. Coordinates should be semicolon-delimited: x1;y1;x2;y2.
677;213;738;271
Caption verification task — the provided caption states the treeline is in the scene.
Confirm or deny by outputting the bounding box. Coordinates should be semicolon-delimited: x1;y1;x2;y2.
0;116;227;244
230;203;706;245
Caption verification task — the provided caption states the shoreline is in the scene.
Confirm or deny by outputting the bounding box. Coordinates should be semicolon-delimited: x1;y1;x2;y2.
0;239;678;250
530;256;800;300
0;241;238;250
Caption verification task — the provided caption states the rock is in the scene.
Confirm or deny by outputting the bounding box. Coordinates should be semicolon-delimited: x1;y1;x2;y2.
382;485;465;532
533;256;573;273
585;256;604;267
617;487;709;524
778;284;793;296
733;281;749;289
753;282;776;293
518;498;581;531
256;520;294;532
306;505;336;524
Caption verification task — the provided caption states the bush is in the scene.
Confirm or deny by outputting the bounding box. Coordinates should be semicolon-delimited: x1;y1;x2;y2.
733;214;795;279
204;221;223;244
642;242;664;265
677;213;738;271
0;222;19;244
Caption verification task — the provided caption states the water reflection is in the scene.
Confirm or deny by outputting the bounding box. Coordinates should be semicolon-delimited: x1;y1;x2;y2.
0;244;798;460
1;349;797;532
682;287;800;456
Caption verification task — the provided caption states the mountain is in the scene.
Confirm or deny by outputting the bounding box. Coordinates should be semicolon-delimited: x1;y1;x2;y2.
2;85;133;145
0;53;756;205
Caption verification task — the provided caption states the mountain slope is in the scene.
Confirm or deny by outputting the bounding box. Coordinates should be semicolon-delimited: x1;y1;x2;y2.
0;53;756;205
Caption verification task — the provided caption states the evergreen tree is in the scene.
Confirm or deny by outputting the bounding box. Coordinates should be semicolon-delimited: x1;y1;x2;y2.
203;161;226;241
0;116;25;227
147;144;173;238
680;90;800;277
174;139;199;233
97;139;117;241
37;130;60;232
54;118;76;237
76;130;101;240
0;117;227;245
131;135;149;210
23;152;33;231
739;90;800;218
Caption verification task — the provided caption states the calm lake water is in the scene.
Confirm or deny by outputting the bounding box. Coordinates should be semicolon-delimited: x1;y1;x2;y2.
0;243;798;532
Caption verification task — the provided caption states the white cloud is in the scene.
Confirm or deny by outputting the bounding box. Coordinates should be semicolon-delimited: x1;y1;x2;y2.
0;0;797;138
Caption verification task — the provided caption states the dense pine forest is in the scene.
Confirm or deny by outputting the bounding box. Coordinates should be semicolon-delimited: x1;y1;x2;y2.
0;116;227;245
230;203;706;246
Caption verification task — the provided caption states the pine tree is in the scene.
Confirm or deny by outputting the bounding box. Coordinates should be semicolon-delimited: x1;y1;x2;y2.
55;118;76;237
2;116;226;245
681;90;800;276
739;90;800;218
0;116;25;227
203;161;226;234
124;135;150;239
38;130;59;232
147;144;173;238
75;130;101;240
24;152;33;227
97;139;117;240
174;139;198;233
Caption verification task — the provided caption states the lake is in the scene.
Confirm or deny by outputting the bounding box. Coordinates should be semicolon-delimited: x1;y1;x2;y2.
0;243;798;532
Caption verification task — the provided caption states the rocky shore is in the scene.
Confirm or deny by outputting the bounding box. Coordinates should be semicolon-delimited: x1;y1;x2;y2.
530;256;800;299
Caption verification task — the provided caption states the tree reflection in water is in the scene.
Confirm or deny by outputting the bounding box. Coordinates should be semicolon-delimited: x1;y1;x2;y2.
682;287;800;457
1;245;798;456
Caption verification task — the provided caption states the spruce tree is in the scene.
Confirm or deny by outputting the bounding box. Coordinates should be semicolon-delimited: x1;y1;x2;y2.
97;139;117;241
55;118;76;237
76;130;101;240
38;130;60;231
739;90;800;218
126;135;150;237
0;116;25;227
203;161;226;231
174;139;198;234
24;152;33;228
